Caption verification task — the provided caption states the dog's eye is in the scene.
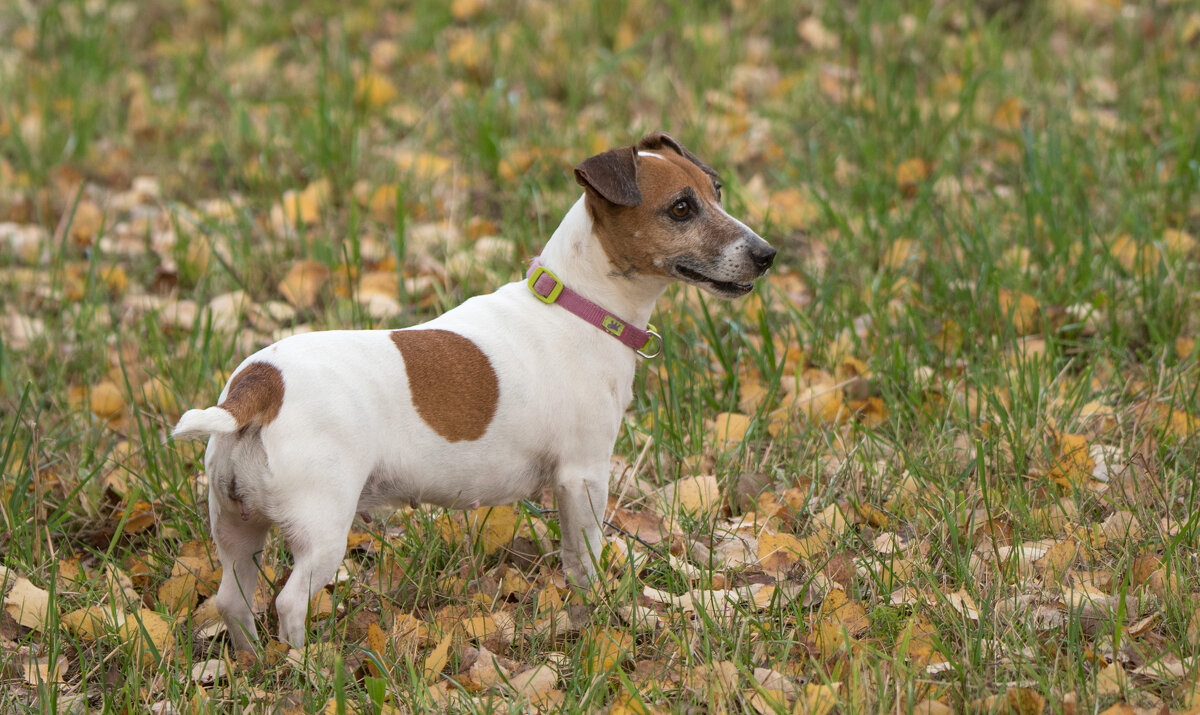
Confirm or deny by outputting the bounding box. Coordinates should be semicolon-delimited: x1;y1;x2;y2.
713;181;723;202
670;200;691;219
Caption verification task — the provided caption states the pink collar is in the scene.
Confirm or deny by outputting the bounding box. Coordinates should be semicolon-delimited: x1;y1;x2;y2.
526;258;661;358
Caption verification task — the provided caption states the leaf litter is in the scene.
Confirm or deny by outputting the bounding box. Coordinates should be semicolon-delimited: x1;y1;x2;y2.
1;0;1199;712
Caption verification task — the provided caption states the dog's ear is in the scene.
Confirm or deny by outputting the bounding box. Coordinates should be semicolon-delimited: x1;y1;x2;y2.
574;146;642;207
638;132;719;180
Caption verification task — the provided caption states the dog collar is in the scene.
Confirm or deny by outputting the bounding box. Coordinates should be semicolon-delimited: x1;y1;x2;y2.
526;258;662;358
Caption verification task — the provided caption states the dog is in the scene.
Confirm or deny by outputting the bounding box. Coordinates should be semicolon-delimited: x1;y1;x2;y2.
173;132;775;650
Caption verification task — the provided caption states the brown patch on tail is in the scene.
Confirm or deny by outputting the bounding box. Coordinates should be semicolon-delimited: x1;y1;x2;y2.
220;362;285;429
390;329;498;442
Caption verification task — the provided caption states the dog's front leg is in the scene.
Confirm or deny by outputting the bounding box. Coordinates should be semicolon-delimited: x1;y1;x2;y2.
554;469;608;587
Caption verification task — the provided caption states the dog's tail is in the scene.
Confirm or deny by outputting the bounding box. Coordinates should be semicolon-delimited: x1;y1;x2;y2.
173;407;238;439
172;361;285;440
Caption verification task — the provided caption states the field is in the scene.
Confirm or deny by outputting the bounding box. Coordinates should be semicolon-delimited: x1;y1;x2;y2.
2;0;1200;712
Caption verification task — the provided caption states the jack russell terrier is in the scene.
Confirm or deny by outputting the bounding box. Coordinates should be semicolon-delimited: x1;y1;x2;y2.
173;132;776;649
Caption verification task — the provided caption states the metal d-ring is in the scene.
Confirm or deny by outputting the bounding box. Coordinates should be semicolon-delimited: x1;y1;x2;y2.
636;327;663;359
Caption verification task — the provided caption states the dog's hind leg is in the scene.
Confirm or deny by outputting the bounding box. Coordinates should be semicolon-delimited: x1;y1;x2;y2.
273;489;358;648
210;491;269;653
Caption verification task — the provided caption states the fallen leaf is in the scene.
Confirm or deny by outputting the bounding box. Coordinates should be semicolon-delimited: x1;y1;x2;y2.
583;627;634;674
117;608;176;670
467;505;518;555
423;630;455;683
90;380;126;420
796;683;840;715
711;412;753;445
654;475;721;520
278;259;330;309
2;571;51;631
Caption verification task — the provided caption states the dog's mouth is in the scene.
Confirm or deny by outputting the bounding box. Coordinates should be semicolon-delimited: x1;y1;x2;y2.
672;263;755;297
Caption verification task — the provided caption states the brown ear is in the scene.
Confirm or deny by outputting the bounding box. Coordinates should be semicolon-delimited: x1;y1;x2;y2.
574;146;641;207
637;132;719;180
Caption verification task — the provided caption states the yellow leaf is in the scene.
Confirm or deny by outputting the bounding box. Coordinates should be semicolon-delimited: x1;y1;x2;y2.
117;608;176;670
998;288;1041;335
119;500;157;535
654;475;721;519
882;238;921;270
1047;433;1093;489
1034;540;1077;581
62;605;119;641
1108;234;1156;273
1005;687;1046;715
757;532;804;577
820;588;870;636
992;97;1025;131
355;72;398;109
137;376;179;415
795;683;840;715
583;627;633;674
1163;228;1196;255
2;570;52;631
395;150;453;179
895;614;945;667
157;573;199;614
365;622;388;677
66;200;104;248
467;505;519;555
767;188;820;231
711;412;752;445
738;379;771;414
308;589;335;620
278;259;330;309
460;614;499;642
90;381;125;420
1095;663;1126;697
446;31;486;73
895;158;930;188
451;0;487;21
423;630;455;683
101;265;128;297
366;183;400;222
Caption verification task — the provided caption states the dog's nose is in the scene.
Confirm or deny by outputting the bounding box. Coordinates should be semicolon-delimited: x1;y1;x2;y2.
749;242;776;272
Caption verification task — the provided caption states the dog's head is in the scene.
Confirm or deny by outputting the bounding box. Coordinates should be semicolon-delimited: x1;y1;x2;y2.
574;132;775;298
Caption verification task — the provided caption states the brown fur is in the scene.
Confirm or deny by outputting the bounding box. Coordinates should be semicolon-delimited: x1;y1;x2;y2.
220;362;285;429
576;137;735;277
390;329;499;442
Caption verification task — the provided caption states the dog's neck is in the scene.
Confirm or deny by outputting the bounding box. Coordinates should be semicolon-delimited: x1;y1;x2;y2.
536;196;670;330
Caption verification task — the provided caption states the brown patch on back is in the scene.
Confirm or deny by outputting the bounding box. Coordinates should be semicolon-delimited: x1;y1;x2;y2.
220;362;285;429
390;329;499;442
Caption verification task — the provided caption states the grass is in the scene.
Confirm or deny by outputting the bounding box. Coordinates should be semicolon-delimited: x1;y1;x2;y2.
2;0;1199;712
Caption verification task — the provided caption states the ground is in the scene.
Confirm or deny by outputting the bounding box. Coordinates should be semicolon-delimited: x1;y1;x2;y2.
1;0;1199;712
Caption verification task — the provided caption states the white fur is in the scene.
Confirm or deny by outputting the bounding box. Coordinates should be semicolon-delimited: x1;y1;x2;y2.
176;181;771;650
176;198;668;649
174;407;237;437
